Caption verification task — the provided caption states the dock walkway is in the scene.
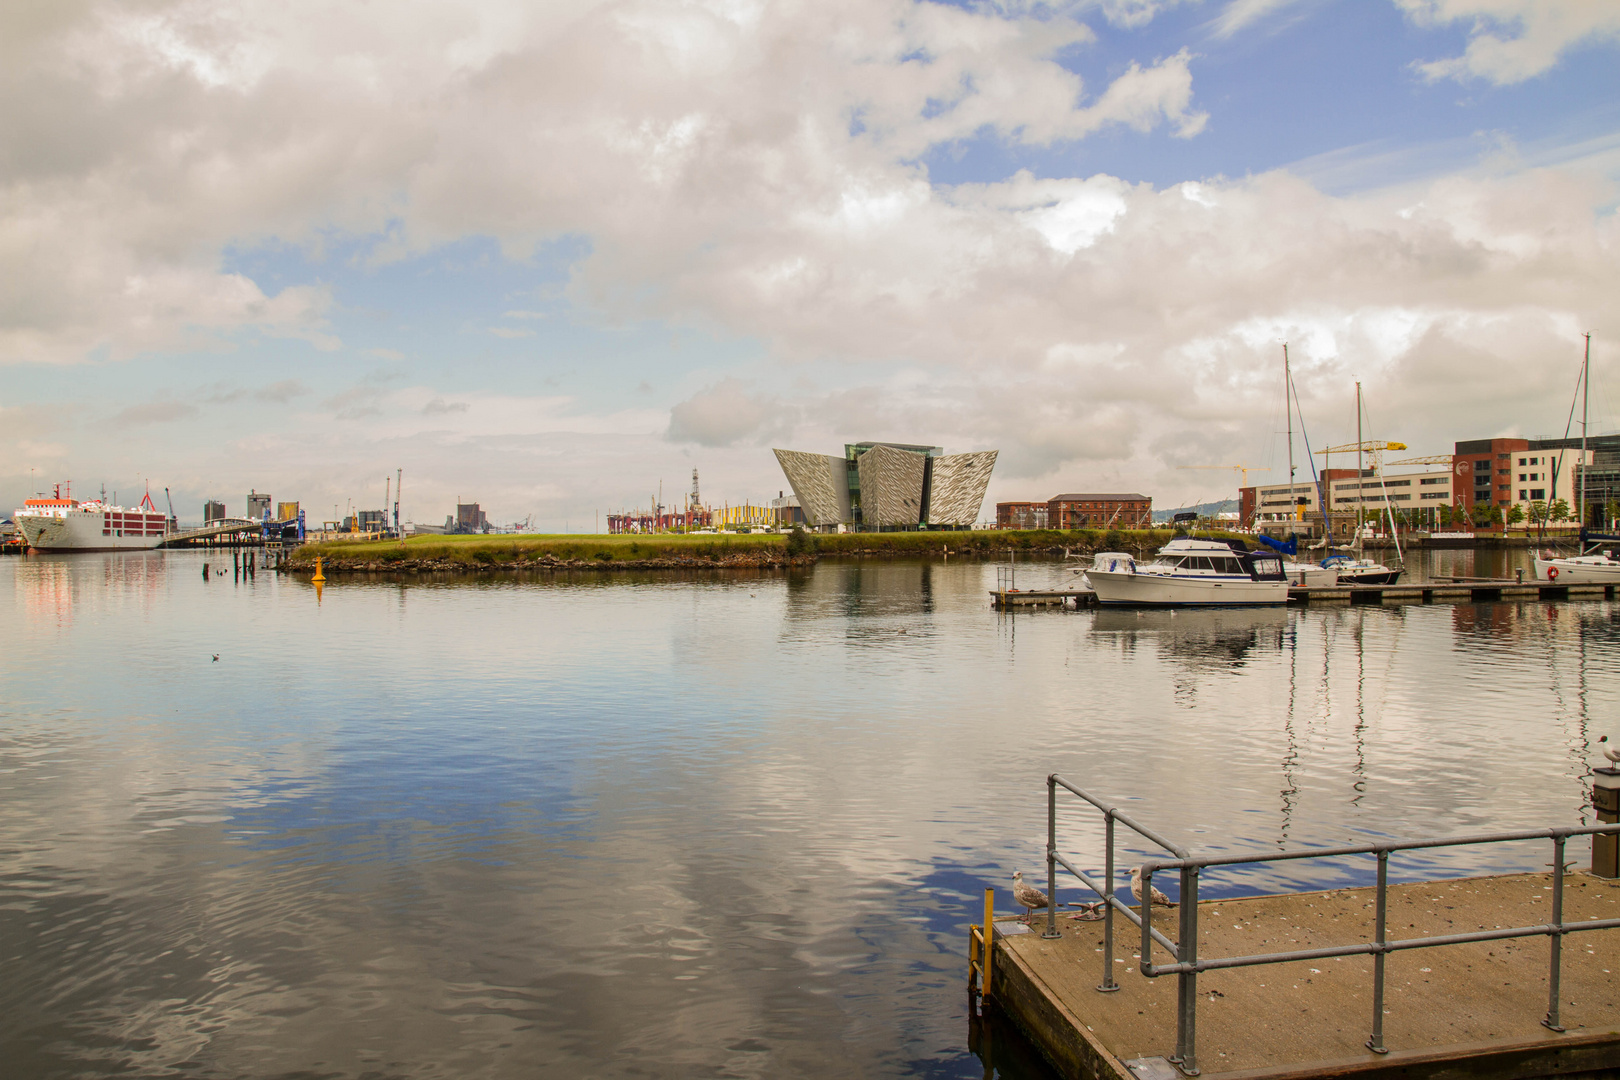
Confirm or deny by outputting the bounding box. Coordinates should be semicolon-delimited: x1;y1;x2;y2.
991;581;1617;609
989;872;1620;1080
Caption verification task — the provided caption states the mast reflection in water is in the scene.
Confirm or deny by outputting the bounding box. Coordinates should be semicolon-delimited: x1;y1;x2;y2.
2;552;1616;1078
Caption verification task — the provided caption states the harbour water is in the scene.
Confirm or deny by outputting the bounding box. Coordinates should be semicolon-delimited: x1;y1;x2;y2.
2;549;1616;1078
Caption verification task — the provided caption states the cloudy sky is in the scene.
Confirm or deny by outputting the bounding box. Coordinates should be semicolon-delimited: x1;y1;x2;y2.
4;0;1619;526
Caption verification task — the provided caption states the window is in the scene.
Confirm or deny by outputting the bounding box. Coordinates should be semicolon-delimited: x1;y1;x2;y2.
1531;489;1546;500
1520;490;1527;500
1531;473;1539;482
1519;458;1527;465
1519;474;1527;481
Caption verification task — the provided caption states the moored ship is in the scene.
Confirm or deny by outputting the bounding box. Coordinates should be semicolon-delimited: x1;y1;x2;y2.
15;485;171;552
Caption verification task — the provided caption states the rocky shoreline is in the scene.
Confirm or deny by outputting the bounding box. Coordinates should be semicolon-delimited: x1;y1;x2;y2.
291;551;821;574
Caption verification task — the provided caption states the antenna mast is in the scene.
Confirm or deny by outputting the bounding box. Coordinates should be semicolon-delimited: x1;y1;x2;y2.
395;468;402;537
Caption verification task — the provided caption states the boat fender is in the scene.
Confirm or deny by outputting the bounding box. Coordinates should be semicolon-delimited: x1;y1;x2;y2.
1548;565;1559;581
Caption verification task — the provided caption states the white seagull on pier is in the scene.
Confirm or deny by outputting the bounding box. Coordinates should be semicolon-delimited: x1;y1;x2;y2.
1601;735;1620;766
1129;866;1173;908
1011;871;1050;923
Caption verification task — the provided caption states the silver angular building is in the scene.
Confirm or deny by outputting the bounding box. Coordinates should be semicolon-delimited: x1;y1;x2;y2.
773;442;998;530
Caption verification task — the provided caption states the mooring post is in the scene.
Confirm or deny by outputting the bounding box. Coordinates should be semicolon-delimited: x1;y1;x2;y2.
202;563;209;581
983;886;995;1001
1594;765;1620;878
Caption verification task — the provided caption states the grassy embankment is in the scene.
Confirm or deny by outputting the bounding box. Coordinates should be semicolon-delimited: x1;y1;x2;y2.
289;528;1195;571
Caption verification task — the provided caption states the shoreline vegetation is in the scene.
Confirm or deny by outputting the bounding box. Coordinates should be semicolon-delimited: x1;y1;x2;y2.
285;527;1569;575
286;528;1185;574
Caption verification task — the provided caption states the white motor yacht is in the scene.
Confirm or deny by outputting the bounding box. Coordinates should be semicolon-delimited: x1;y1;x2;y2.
1085;538;1289;606
1533;545;1620;584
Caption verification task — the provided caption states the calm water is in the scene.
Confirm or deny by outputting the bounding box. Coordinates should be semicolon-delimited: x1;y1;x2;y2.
2;549;1617;1079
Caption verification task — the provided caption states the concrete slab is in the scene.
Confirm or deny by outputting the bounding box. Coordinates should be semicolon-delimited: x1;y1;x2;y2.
992;872;1620;1080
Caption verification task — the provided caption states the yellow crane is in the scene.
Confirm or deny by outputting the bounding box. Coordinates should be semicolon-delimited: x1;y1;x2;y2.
1316;440;1407;475
1178;464;1270;489
1384;454;1454;467
1180;465;1272;524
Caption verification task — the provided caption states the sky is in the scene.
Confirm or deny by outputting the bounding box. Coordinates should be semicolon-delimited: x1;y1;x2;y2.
4;0;1620;527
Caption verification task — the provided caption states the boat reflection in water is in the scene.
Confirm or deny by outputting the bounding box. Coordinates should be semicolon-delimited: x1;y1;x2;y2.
1088;605;1290;673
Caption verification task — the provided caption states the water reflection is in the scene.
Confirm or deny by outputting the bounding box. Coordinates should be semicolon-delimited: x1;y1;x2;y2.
2;552;1619;1077
1089;607;1289;672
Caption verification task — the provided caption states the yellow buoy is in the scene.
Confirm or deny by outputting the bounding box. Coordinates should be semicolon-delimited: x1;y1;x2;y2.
311;554;326;583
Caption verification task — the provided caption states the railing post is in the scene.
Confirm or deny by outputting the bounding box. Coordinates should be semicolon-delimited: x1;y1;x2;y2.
1044;776;1061;939
1544;835;1566;1032
1173;865;1200;1075
1367;850;1389;1054
1099;811;1119;991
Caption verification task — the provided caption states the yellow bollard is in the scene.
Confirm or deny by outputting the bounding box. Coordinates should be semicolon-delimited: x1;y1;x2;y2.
983;886;995;999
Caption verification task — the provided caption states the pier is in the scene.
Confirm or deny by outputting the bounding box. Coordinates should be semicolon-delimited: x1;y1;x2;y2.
972;775;1620;1080
991;580;1617;609
1288;580;1616;605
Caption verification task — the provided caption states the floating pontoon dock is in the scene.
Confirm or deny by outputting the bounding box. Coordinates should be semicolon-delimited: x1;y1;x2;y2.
990;581;1617;609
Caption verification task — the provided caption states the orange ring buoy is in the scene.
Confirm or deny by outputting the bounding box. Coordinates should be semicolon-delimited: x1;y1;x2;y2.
1548;565;1559;581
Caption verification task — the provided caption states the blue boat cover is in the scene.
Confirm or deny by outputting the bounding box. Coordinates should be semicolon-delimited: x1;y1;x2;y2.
1252;533;1298;557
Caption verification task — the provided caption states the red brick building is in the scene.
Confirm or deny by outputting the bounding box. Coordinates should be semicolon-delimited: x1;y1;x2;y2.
1454;438;1527;511
1046;493;1152;529
995;502;1049;529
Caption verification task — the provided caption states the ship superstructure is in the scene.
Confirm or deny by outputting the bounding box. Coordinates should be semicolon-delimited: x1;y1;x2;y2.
15;484;170;552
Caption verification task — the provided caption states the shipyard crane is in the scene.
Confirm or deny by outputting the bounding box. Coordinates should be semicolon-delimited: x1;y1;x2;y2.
1385;454;1455;467
1315;440;1407;474
1178;464;1270;489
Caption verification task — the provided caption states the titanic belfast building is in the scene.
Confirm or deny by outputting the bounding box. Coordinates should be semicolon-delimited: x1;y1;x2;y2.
773;442;998;530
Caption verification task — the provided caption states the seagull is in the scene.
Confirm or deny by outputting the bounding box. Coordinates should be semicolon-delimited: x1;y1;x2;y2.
1129;866;1174;908
1012;870;1050;924
1601;735;1620;766
211;654;219;662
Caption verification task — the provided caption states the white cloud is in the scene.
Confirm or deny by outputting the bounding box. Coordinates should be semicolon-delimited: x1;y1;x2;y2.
1210;0;1308;39
1398;0;1620;84
1;0;1617;518
667;378;791;447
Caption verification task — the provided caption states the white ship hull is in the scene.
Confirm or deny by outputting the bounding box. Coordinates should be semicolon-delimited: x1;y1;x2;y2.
18;510;167;552
1532;556;1620;584
1087;569;1288;606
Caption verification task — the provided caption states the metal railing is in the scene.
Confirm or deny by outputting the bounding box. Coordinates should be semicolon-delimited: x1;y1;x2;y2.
1042;773;1620;1077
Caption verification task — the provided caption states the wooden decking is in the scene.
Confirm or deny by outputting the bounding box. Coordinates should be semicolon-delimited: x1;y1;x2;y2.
985;872;1620;1080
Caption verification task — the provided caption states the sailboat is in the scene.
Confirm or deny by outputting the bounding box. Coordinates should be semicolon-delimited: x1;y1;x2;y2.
1317;382;1403;585
1534;334;1620;583
1254;345;1342;586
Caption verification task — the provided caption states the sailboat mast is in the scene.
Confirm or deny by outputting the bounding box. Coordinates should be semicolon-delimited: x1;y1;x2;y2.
1285;344;1294;520
1581;332;1590;529
1356;381;1363;524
